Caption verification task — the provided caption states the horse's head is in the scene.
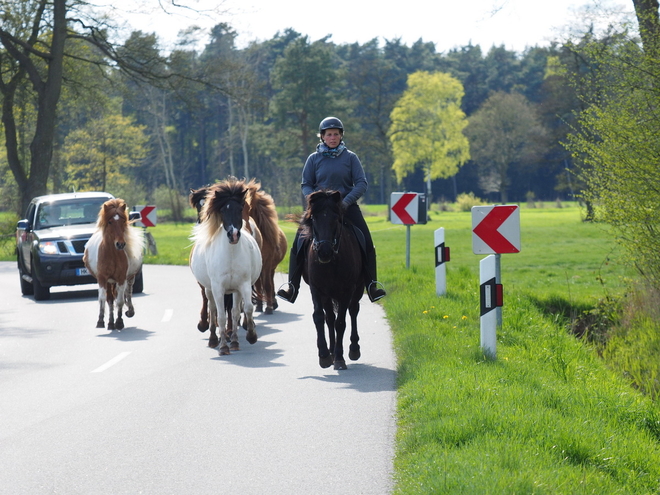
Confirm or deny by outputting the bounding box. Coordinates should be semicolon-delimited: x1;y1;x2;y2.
306;190;343;264
101;198;129;250
189;186;210;223
202;179;247;245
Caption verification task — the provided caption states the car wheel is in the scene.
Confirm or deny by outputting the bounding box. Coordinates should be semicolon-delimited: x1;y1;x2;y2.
132;268;144;294
18;259;34;296
31;265;51;301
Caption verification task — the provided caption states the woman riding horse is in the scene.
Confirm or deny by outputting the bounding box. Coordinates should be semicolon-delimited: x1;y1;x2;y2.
277;116;386;304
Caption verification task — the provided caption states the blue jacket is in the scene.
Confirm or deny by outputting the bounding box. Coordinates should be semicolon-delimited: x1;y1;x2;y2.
301;146;368;207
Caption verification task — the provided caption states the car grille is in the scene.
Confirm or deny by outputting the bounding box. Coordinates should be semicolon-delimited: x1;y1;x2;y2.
56;239;89;255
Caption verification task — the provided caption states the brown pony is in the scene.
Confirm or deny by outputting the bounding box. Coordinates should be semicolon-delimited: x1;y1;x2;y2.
83;198;144;330
245;179;287;314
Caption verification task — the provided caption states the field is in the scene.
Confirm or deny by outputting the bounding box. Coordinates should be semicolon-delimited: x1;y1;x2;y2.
3;203;659;493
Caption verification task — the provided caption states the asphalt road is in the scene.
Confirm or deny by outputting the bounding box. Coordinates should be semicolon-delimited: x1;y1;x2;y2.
0;262;396;494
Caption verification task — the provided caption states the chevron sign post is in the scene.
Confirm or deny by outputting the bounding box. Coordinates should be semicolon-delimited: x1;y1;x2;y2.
472;205;520;358
390;192;427;268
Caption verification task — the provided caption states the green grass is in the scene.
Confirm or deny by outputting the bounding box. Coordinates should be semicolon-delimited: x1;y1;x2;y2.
3;203;659;493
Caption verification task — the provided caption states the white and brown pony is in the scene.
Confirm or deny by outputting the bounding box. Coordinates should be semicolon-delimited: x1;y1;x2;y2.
83;198;144;330
190;179;262;355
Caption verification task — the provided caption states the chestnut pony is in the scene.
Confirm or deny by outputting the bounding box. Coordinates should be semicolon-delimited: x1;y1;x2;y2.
301;190;364;370
244;179;287;314
190;179;262;355
83;198;144;330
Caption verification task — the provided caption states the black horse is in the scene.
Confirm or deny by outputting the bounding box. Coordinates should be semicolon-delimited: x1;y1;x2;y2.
301;190;364;370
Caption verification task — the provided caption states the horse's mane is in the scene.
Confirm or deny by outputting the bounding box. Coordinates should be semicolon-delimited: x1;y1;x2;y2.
191;178;247;246
245;179;280;243
97;198;145;259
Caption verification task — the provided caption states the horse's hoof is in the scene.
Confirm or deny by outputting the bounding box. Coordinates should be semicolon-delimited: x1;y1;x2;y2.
230;341;240;351
265;307;273;315
273;300;278;310
319;355;333;369
256;303;264;312
218;345;231;356
349;346;361;361
197;321;209;332
107;322;115;331
96;321;105;329
246;331;257;345
125;309;135;318
208;338;219;348
115;319;124;330
334;359;347;371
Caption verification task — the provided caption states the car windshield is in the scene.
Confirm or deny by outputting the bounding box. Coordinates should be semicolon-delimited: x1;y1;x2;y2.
35;199;107;229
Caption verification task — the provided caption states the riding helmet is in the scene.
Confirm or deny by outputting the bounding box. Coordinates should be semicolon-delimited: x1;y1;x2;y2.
319;116;343;133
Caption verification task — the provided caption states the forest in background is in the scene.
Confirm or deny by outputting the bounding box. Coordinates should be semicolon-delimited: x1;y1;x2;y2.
0;4;599;216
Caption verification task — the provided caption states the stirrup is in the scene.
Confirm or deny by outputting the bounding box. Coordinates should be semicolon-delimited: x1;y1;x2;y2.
367;281;386;302
276;282;298;303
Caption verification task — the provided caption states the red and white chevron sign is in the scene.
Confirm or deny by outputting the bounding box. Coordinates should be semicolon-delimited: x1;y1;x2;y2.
134;205;157;228
472;205;520;254
390;192;426;225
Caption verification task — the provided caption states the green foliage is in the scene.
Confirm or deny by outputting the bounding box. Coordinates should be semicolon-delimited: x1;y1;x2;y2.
62;113;148;193
454;192;487;211
566;35;660;290
389;71;470;185
465;91;549;203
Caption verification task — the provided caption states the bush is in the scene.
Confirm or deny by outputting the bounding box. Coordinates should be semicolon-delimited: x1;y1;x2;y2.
455;192;488;211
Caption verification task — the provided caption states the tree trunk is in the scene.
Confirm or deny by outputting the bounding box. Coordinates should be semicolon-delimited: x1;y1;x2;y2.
632;0;660;59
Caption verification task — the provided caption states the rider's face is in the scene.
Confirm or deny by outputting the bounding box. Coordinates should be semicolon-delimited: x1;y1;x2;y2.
322;129;342;148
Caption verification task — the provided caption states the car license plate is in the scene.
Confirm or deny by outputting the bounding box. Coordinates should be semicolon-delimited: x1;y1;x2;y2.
77;267;89;276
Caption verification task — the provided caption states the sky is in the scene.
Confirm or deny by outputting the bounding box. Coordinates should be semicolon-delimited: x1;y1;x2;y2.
110;0;633;53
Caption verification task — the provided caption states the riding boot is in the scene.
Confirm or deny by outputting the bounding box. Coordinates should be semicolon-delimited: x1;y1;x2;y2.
277;245;304;303
365;248;386;302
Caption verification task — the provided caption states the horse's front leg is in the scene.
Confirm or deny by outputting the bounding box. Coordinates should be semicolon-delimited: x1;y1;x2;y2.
114;282;127;330
323;299;336;357
348;296;361;361
215;291;231;356
333;303;349;371
106;282;116;330
96;285;107;328
206;288;219;348
197;283;209;332
311;289;332;368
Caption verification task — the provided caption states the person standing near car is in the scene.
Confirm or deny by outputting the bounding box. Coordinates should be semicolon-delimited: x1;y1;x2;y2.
277;116;386;304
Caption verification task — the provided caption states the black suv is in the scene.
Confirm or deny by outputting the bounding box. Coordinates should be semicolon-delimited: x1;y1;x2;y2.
16;192;144;300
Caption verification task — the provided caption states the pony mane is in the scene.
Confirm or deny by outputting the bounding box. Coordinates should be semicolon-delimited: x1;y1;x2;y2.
97;198;145;259
245;179;280;244
189;185;211;222
191;178;247;246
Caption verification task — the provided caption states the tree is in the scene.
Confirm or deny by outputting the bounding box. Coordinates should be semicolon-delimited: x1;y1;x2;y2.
388;71;470;203
62;112;147;194
465;91;548;203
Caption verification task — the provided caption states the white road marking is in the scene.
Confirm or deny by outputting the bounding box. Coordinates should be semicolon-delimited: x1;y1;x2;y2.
92;352;131;373
162;309;173;322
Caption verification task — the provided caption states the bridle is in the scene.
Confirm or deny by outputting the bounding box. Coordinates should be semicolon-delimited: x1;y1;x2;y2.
311;212;343;256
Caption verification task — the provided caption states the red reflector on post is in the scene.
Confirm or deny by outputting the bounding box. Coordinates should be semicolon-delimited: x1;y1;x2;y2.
496;284;503;307
444;247;450;262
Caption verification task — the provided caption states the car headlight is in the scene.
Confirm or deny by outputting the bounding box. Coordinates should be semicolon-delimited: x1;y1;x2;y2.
38;241;59;255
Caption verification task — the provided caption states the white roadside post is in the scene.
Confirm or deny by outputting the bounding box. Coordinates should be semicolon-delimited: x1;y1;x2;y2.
472;205;521;359
434;227;450;296
479;254;502;357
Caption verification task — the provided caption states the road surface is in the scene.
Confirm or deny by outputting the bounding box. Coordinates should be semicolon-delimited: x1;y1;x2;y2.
0;262;396;494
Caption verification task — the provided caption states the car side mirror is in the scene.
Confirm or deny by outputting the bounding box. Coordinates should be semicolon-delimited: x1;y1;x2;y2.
129;211;141;222
17;219;30;231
